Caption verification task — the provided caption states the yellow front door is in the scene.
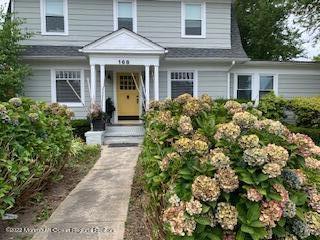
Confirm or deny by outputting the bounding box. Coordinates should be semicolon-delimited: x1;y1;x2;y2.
117;73;140;118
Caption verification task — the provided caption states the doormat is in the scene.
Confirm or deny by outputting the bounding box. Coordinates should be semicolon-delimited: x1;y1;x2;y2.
108;143;139;148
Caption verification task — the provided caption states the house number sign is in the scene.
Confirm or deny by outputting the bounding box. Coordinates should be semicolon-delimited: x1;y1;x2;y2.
118;60;130;65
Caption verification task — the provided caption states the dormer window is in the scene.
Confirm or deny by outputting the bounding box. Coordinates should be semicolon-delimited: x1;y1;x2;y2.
181;2;206;38
114;0;137;32
41;0;68;35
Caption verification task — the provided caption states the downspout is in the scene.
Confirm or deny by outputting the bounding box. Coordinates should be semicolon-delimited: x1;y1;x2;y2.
227;60;236;99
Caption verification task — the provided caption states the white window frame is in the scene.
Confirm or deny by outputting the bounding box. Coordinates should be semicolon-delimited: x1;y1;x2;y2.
233;73;279;101
181;2;206;38
113;0;137;33
51;69;85;107
40;0;69;35
167;70;198;98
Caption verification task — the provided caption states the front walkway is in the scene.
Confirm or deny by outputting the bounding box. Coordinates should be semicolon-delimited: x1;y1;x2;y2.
32;146;141;240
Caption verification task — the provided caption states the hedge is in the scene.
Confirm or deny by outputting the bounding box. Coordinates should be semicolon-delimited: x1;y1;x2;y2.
0;98;74;217
141;94;320;240
71;119;91;140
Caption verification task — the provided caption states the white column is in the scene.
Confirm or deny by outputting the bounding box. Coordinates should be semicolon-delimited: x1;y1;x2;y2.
154;65;159;101
145;65;150;109
100;65;106;111
90;64;96;104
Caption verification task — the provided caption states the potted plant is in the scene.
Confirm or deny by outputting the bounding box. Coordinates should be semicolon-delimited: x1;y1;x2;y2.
88;103;106;131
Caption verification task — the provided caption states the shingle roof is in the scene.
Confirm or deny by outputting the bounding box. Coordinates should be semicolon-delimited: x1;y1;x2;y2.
23;7;248;60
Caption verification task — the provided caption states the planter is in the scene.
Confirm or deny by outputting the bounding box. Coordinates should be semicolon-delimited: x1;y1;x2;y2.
92;119;106;131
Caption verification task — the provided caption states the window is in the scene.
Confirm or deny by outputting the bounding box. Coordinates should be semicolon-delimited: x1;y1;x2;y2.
259;75;274;99
170;71;196;98
119;75;136;90
114;0;137;32
41;0;68;35
52;70;84;106
237;75;252;100
182;2;206;38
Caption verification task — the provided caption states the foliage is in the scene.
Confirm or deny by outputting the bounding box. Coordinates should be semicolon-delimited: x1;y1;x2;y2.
313;55;320;62
289;0;320;44
235;0;303;60
289;96;320;128
287;125;320;146
0;11;31;101
258;92;287;121
71;119;90;140
141;94;320;240
0;98;74;217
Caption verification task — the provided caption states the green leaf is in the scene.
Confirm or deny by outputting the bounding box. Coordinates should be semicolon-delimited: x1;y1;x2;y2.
249;221;265;228
201;204;211;214
256;174;269;183
195;216;211;226
267;192;282;201
236;230;246;240
247;203;260;223
241;225;255;234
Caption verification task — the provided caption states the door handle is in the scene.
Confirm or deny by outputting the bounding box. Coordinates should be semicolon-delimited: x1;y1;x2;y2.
127;95;129;99
136;96;139;104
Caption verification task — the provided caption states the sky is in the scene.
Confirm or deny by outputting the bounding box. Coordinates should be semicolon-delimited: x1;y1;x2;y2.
0;0;319;60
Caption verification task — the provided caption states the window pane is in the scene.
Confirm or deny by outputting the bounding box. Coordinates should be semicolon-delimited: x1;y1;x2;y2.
186;20;201;35
238;75;252;89
185;4;201;20
237;90;252;100
118;18;133;31
46;16;64;32
118;2;132;18
172;81;193;98
260;76;274;90
46;0;64;16
56;80;81;103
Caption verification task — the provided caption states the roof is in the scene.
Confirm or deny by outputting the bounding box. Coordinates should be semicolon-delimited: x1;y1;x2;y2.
23;6;248;60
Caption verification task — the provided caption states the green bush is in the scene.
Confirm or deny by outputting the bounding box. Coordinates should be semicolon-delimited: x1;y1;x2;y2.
258;92;287;121
71;119;91;140
0;98;74;216
141;94;320;240
288;96;320;128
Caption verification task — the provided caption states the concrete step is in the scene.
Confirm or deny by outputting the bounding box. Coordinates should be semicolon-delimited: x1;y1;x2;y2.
104;125;145;137
104;136;144;145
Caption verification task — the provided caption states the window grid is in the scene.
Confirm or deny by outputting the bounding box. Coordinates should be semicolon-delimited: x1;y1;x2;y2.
55;70;82;104
170;71;195;98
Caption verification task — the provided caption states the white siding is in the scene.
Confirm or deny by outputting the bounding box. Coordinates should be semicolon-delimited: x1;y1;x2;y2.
198;71;228;99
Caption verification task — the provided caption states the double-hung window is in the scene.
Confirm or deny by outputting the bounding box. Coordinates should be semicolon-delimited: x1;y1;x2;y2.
259;75;274;99
182;2;206;38
169;71;196;98
114;0;137;32
237;75;252;100
52;70;84;106
41;0;68;35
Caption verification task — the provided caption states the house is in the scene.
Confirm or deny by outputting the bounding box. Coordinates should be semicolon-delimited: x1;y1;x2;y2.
11;0;320;122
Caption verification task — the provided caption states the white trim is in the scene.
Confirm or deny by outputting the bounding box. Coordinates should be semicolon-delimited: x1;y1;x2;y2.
154;65;159;100
113;71;118;123
113;0;137;33
145;65;150;109
51;68;85;107
40;0;69;36
168;70;198;99
181;2;206;38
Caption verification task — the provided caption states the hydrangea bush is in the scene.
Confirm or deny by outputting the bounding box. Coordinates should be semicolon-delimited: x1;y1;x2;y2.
141;94;320;240
0;98;74;216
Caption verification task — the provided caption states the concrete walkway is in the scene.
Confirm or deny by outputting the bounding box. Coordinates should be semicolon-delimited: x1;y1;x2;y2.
32;146;141;240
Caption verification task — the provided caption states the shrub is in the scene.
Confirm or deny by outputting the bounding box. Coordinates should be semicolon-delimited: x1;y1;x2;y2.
287;125;320;145
258;92;287;121
71;119;91;140
0;98;74;216
141;94;320;240
288;96;320;128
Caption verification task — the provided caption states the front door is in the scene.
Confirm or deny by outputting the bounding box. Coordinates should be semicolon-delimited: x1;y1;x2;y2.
117;73;140;120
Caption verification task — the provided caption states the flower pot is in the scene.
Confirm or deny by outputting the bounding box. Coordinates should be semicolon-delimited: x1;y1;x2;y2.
92;119;105;131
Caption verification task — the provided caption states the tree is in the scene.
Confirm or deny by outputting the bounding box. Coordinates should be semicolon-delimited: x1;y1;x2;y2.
313;55;320;62
235;0;303;61
289;0;320;43
0;11;31;102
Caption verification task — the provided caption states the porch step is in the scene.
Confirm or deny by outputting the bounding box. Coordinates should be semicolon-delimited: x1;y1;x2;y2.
103;125;145;145
104;125;145;137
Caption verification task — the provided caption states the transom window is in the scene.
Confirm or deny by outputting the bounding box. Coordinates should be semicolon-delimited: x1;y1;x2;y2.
170;71;195;98
53;70;84;106
114;0;137;32
237;75;252;100
260;75;274;99
41;0;68;35
182;2;206;38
